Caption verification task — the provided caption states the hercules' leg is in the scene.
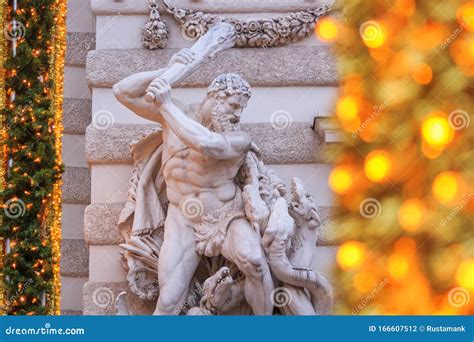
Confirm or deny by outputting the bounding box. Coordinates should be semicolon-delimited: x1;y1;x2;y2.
222;218;274;315
154;204;200;315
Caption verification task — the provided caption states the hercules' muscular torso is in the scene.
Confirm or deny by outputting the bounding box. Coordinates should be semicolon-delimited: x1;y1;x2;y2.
161;126;250;221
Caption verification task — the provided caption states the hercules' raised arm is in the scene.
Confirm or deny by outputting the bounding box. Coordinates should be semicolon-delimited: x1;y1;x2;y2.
113;23;236;125
112;49;196;124
149;78;251;160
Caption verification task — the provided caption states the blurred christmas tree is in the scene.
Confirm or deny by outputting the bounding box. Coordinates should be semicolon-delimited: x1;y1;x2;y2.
317;0;473;314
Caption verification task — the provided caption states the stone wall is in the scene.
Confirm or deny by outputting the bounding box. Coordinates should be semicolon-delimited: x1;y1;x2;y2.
76;0;341;315
60;0;95;315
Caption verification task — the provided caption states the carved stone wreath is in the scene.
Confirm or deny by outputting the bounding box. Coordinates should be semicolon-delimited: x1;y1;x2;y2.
142;0;334;49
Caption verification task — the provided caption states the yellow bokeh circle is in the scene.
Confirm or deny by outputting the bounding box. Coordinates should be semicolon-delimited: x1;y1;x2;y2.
398;199;426;231
421;114;454;148
432;172;459;204
388;254;410;280
329;166;353;194
316;18;339;42
337;241;366;270
455;259;474;291
364;150;392;183
360;20;387;48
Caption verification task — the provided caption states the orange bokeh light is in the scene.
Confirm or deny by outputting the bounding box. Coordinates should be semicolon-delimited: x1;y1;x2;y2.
457;3;474;31
329;166;354;194
450;37;474;76
456;259;474;291
337;241;366;270
394;237;417;254
432;172;459;204
336;96;361;132
421;114;454;149
316;18;339;42
360;21;387;49
398;199;426;231
412;63;433;84
393;0;416;17
388;254;410;280
353;271;378;293
337;96;359;120
364;150;392;183
421;140;444;159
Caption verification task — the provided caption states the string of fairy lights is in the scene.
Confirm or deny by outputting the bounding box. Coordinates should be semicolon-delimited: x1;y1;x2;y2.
0;0;8;316
316;0;473;314
0;0;67;315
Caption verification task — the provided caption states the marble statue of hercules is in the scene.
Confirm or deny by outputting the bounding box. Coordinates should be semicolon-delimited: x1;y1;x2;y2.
113;49;274;315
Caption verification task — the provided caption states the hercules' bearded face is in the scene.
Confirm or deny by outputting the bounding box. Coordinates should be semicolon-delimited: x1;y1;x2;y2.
198;74;252;133
208;94;249;133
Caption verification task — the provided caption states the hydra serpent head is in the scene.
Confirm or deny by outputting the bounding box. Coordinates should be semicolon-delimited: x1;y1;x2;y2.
288;178;321;229
200;267;235;314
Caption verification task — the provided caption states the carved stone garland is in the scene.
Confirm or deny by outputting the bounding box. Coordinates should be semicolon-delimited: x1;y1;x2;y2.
142;0;334;49
142;0;169;49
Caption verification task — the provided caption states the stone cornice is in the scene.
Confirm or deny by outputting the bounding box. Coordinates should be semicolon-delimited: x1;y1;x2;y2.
86;123;327;165
87;46;339;88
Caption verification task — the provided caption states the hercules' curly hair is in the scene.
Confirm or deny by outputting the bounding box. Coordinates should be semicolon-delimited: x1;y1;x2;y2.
207;74;252;99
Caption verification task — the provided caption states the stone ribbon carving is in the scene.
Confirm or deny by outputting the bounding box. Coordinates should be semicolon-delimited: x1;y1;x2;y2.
142;0;334;49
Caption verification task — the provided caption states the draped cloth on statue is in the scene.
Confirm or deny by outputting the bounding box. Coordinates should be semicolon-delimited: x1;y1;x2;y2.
118;128;167;239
